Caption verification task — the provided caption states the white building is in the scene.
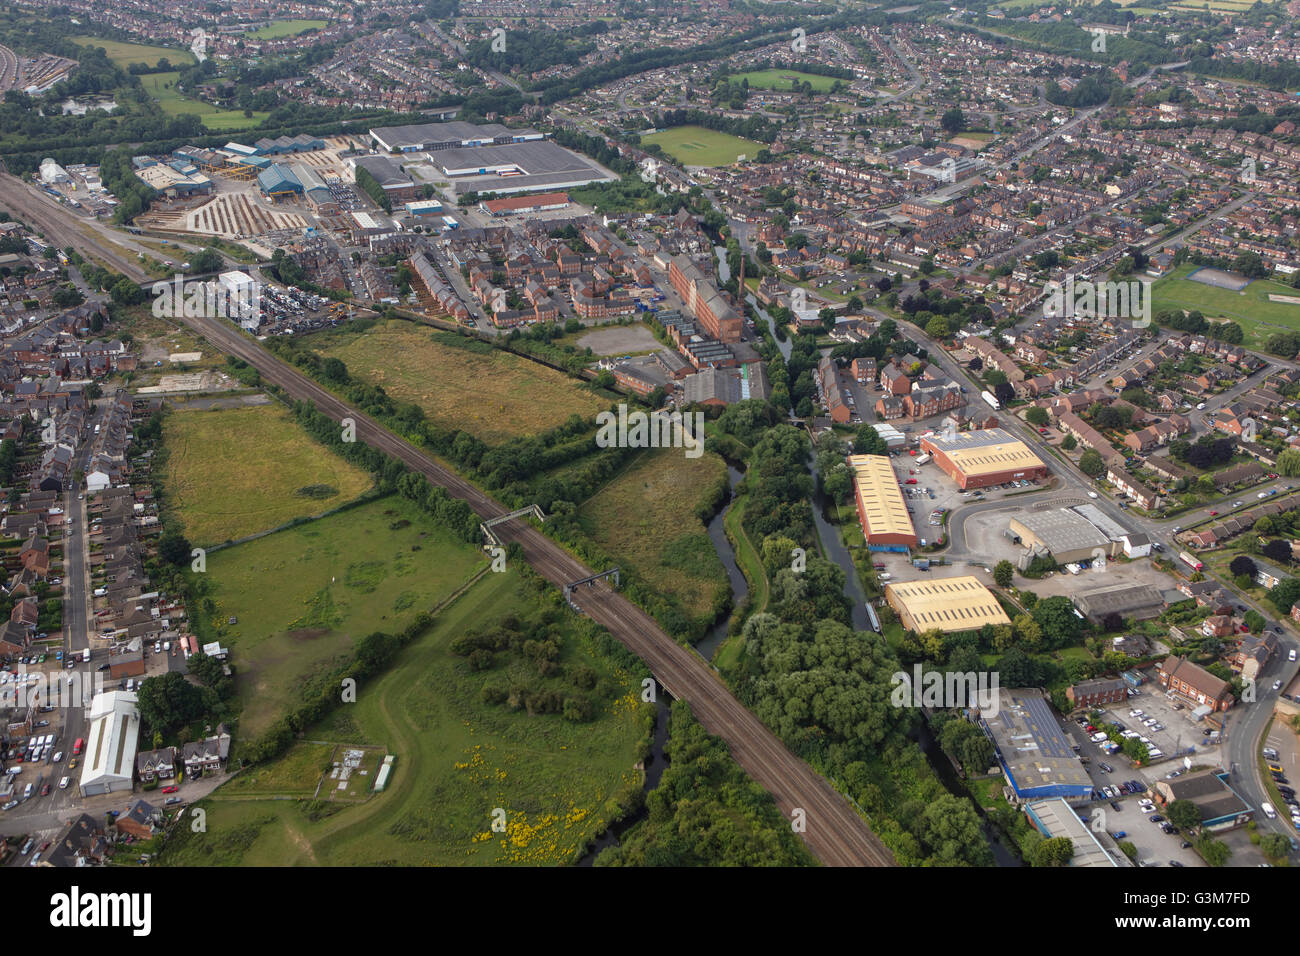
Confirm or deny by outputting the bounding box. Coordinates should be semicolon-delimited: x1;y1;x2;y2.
218;271;260;330
39;157;70;184
78;690;140;797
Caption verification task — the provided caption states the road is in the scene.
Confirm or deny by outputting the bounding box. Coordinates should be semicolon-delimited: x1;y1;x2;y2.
0;176;900;865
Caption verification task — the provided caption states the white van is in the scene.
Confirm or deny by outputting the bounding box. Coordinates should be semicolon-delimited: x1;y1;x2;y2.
1263;802;1277;819
58;776;69;790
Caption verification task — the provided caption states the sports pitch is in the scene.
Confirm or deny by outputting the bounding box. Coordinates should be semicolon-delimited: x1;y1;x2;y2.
1153;264;1300;347
641;126;765;167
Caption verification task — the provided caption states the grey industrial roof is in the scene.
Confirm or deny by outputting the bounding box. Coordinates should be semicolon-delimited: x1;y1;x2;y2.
983;688;1094;795
1073;582;1165;618
1025;799;1118;867
1012;509;1110;554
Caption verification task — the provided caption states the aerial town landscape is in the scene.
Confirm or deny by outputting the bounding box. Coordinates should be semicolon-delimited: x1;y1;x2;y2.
0;0;1298;913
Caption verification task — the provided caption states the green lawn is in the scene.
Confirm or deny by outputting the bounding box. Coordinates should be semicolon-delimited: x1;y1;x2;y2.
161;404;374;546
312;321;609;445
734;69;840;93
160;569;649;866
244;19;329;39
192;495;485;740
1153;264;1300;349
641;126;765;167
138;72;269;131
71;36;194;69
578;448;729;625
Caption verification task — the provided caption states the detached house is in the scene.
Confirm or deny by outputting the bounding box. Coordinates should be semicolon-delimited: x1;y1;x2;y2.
181;726;231;777
135;746;178;784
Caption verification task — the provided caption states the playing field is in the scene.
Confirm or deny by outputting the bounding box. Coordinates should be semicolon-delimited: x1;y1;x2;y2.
641;126;764;167
161;404;374;546
71;36;195;69
1153;264;1300;348
313;320;610;444
160;569;648;866
579;448;729;623
244;19;329;39
138;72;269;131
193;494;486;740
734;69;840;93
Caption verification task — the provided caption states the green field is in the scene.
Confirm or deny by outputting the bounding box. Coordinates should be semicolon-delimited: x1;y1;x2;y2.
1153;264;1300;349
160;569;648;866
244;19;329;39
138;72;269;131
641;126;765;168
193;494;485;740
313;321;610;444
161;404;374;546
734;69;840;93
579;448;729;622
71;36;194;69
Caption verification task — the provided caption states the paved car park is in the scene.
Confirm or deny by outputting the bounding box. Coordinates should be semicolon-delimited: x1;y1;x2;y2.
1091;687;1221;770
1059;712;1206;867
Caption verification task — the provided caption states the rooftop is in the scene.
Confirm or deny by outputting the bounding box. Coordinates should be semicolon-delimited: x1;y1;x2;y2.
847;454;915;541
922;428;1044;478
885;575;1012;632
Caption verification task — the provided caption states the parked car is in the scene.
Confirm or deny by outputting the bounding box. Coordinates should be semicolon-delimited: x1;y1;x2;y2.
1149;814;1164;823
162;785;178;794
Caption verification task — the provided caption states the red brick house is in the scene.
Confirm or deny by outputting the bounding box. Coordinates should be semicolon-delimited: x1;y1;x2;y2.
1158;656;1234;712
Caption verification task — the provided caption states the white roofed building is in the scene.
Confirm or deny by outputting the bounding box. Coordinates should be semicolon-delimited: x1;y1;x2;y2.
78;691;140;797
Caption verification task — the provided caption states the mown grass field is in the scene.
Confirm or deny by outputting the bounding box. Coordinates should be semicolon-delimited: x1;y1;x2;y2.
734;68;840;92
138;72;269;131
579;448;729;621
71;36;195;69
161;569;647;866
161;404;373;546
641;125;764;167
1153;264;1300;349
312;320;609;444
245;19;329;38
192;494;485;740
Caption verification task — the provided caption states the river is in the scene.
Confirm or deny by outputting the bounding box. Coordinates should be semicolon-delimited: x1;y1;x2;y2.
698;246;1015;864
576;692;672;866
713;243;792;362
696;465;747;664
807;451;872;632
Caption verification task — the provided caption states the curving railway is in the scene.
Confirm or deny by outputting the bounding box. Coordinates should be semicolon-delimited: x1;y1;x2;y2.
0;172;894;866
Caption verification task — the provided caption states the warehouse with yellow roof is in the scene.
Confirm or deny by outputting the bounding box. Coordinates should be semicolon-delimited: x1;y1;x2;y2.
848;454;917;552
919;428;1047;490
885;576;1012;634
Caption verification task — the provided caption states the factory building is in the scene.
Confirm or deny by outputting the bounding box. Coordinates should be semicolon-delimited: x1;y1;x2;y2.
847;454;916;551
919;428;1047;490
884;576;1011;634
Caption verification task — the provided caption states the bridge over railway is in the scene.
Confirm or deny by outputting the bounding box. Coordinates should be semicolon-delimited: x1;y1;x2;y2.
0;171;895;867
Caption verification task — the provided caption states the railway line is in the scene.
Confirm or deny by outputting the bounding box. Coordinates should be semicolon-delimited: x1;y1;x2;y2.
183;310;894;868
2;170;894;866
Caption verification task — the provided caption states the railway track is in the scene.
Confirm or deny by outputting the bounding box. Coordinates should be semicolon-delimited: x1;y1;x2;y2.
2;173;894;866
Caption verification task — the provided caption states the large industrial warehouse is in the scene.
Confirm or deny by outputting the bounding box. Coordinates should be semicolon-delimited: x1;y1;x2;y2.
847;454;916;551
982;689;1095;802
1009;509;1116;564
78;690;140;797
368;121;543;153
919;428;1048;489
884;575;1011;633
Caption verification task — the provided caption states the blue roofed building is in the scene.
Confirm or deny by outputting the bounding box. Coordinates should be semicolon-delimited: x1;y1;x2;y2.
981;687;1095;803
258;163;303;198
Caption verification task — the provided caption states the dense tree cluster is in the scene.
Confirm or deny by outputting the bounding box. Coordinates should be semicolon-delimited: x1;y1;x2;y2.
597;701;816;867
